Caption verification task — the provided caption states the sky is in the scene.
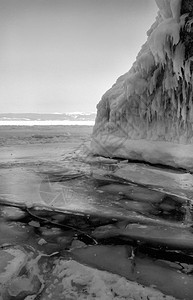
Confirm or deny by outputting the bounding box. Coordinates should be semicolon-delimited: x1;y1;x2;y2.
0;0;158;113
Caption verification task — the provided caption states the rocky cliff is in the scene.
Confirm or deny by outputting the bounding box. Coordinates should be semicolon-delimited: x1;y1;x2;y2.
91;0;193;169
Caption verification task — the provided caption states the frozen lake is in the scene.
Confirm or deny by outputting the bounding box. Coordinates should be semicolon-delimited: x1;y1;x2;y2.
0;126;193;300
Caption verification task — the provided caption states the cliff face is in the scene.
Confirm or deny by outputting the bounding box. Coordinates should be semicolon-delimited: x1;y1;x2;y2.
91;0;193;169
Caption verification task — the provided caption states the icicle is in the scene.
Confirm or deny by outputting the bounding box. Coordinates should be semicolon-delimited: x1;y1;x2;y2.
139;96;147;119
164;38;173;60
154;88;162;114
151;70;157;89
170;74;179;90
168;88;172;98
182;82;186;101
149;81;154;94
180;13;189;28
172;74;179;90
181;104;187;123
164;77;169;91
184;60;191;83
150;67;162;92
177;95;181;118
136;51;155;74
189;103;193;122
185;18;193;33
150;99;156;118
164;69;175;91
151;96;158;117
171;89;177;109
189;89;193;107
173;42;185;79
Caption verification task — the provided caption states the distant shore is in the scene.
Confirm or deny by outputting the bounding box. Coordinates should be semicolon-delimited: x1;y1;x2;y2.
0;112;96;126
0;121;95;126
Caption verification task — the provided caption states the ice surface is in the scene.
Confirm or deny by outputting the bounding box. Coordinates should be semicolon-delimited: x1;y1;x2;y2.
91;136;193;169
114;163;193;199
92;224;193;249
1;126;193;299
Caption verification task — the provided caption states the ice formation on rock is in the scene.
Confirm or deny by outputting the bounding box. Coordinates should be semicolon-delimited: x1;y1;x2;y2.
92;0;193;169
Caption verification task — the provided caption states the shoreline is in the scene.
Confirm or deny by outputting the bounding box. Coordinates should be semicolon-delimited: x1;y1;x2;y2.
0;121;95;126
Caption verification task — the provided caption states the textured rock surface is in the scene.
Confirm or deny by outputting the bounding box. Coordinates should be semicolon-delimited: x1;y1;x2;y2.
91;0;193;169
41;258;177;300
0;247;42;299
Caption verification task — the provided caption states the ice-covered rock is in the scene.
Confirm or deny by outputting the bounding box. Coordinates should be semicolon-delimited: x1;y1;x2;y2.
40;256;177;300
0;206;26;221
72;245;193;299
92;0;193;169
0;246;42;299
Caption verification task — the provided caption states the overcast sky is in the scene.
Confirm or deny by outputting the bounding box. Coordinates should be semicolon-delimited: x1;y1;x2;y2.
0;0;157;113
